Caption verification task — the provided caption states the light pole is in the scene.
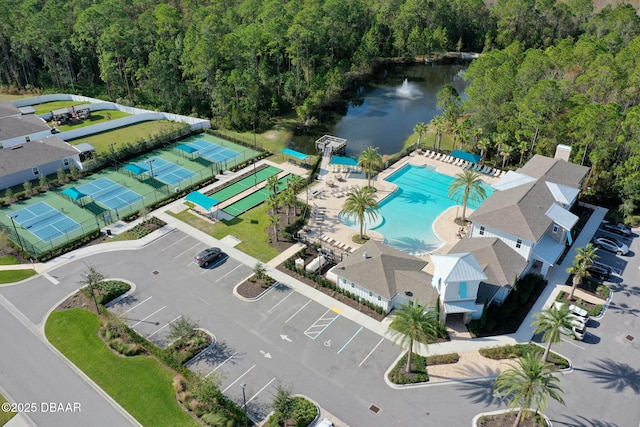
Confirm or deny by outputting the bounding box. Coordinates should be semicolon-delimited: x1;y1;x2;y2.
9;214;23;251
147;159;155;179
252;122;257;187
240;383;248;427
109;142;117;167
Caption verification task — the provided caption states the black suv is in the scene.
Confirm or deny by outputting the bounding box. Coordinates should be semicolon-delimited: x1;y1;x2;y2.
588;262;611;280
195;247;222;267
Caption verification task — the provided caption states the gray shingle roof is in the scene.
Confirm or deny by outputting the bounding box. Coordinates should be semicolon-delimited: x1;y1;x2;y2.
0;101;21;119
0;136;78;175
335;240;437;304
448;237;526;286
517;155;589;187
0;114;52;141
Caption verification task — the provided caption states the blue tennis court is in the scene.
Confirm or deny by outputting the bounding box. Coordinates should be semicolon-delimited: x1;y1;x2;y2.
185;139;241;163
76;178;144;210
8;202;80;242
137;157;196;186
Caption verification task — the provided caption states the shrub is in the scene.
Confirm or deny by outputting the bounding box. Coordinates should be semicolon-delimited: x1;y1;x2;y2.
173;375;187;393
388;352;429;384
479;344;569;369
95;280;131;305
426;353;459;365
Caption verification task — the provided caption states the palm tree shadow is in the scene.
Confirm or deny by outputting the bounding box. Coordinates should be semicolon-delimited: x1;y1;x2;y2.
605;301;640;317
397;190;432;205
450;375;504;406
387;237;438;254
550;415;619;427
575;358;640;394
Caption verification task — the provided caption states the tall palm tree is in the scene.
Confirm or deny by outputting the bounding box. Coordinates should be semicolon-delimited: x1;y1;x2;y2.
414;122;428;149
566;243;599;299
500;143;516;169
269;214;280;241
517;138;529;165
286;174;305;215
358;146;383;189
266;175;280;194
532;305;578;362
341;187;379;240
477;137;492;161
432;115;446;151
447;170;488;222
493;353;565;427
389;303;441;373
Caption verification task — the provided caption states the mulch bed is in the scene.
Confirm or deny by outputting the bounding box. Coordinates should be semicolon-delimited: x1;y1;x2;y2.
236;276;275;299
477;411;547;427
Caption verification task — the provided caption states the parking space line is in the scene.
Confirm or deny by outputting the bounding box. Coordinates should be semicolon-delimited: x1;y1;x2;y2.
132;306;166;327
161;235;189;252
206;352;238;378
304;309;340;340
285;300;311;323
267;291;294;313
561;337;585;349
123;296;152;314
359;337;385;367
147;315;181;338
214;264;245;283
246;377;276;405
223;365;256;393
337;326;363;354
200;258;226;275
175;242;202;259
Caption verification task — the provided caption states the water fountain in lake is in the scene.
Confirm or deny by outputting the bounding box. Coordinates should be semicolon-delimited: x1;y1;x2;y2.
395;78;422;99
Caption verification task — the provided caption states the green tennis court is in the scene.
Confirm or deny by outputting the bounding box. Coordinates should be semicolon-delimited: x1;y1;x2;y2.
208;165;281;202
223;174;290;217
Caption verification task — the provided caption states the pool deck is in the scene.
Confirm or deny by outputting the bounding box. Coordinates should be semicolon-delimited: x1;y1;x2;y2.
300;149;500;268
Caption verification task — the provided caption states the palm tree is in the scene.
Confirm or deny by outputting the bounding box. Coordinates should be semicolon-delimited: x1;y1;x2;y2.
266;192;281;214
477;137;492;161
78;265;106;314
493;353;565;427
447;170;488;222
269;214;280;241
389;303;441;373
517;138;529;165
286;175;305;215
432;115;446;151
532;305;577;362
266;175;280;194
566;243;599;299
500;143;516;169
341;187;379;240
414;122;428;149
358;146;383;189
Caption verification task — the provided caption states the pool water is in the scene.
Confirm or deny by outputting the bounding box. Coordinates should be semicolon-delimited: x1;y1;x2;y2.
342;164;493;254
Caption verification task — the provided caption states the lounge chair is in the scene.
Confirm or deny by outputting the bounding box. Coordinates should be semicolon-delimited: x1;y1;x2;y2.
441;155;449;162
465;162;474;170
429;151;437;158
483;166;492;174
423;149;431;157
493;169;501;177
499;170;506;177
473;164;483;171
447;156;455;163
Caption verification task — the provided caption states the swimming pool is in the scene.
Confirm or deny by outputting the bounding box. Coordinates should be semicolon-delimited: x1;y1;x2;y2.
341;164;493;254
330;155;359;166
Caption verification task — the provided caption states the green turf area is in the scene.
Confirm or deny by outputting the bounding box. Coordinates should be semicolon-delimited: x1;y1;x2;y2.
0;256;19;265
46;309;200;427
208;165;282;202
31;100;80;115
0;270;36;283
224;174;290;216
56;110;131;132
68;121;186;153
0;393;17;425
170;203;279;262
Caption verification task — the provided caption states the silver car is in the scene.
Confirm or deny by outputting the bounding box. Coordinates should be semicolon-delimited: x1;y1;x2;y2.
593;236;629;255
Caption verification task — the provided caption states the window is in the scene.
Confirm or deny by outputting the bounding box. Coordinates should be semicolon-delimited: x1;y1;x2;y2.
377;296;381;301
552;224;559;233
369;291;373;297
351;283;354;288
479;226;485;236
63;158;70;167
516;239;522;248
32;167;39;176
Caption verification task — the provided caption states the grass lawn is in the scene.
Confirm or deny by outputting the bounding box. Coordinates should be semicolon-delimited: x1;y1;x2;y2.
0;270;36;284
402;125;455;153
0;393;17;426
56;110;131;132
46;309;199;427
31;100;80;115
67;121;186;153
0;256;19;265
170;204;279;262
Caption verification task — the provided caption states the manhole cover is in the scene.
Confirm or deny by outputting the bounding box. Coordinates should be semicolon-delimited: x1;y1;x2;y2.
626;335;634;341
369;405;380;414
152;271;159;275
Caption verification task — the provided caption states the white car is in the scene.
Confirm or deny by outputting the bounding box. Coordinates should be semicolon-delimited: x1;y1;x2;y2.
316;419;334;427
593;236;629;255
555;302;589;323
559;318;587;341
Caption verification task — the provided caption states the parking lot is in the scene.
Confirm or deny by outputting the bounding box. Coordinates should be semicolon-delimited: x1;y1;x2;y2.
105;231;399;424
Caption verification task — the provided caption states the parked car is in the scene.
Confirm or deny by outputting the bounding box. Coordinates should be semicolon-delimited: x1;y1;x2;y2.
602;221;632;237
555;301;589;324
592;236;629;255
195;247;223;267
587;262;611;280
557;316;587;341
316;419;334;427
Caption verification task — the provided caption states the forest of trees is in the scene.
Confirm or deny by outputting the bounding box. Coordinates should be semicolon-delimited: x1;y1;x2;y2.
2;0;640;213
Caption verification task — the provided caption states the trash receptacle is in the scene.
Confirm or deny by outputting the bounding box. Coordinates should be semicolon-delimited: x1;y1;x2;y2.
106;229;112;236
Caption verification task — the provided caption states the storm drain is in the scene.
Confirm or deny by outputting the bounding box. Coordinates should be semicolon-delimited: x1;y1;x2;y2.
152;271;159;275
625;335;634;342
369;405;380;414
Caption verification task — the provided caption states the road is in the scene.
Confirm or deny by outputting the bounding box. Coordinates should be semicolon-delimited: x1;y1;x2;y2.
0;224;639;426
